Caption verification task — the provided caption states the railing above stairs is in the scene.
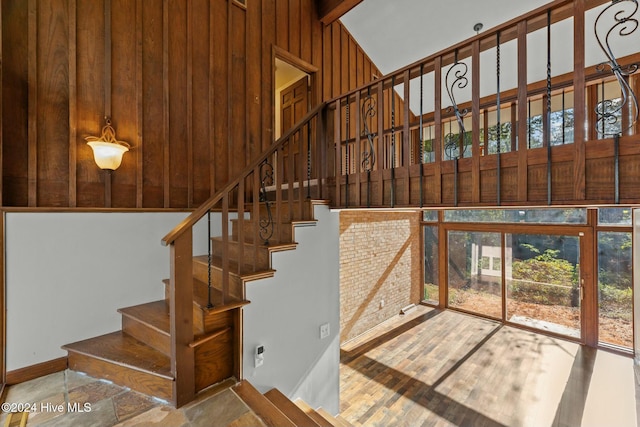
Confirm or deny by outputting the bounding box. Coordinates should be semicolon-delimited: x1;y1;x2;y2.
326;0;640;208
161;102;326;407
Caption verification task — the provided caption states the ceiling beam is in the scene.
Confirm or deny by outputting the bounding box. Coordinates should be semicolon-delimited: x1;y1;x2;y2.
317;0;363;25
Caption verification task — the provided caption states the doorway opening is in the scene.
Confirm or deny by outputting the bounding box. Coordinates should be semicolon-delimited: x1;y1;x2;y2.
275;58;310;140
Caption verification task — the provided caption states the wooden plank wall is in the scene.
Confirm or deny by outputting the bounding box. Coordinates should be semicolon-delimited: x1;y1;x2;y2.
0;0;380;209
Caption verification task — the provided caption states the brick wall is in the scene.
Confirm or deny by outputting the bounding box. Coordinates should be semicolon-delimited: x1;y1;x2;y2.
339;210;422;343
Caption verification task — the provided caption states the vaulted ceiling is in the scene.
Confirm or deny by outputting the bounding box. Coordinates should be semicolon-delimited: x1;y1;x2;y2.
338;0;552;75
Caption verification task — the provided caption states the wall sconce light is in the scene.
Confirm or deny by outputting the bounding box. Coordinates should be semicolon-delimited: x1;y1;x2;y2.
85;117;130;170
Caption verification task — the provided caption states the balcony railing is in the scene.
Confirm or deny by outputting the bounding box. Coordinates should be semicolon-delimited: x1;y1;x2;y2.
326;0;640;208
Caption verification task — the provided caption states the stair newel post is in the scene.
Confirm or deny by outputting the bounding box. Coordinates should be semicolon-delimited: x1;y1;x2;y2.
169;230;195;407
207;209;213;308
237;179;245;275
222;194;230;305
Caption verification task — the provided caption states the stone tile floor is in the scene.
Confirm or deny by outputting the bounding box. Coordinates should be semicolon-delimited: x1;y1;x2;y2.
0;371;263;427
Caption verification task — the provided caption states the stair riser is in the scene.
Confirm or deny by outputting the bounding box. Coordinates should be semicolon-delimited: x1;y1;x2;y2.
231;220;293;243
245;201;311;222
163;283;236;331
264;389;322;427
194;328;234;392
122;316;171;357
193;260;244;301
162;284;207;333
204;310;234;333
210;240;270;271
67;352;173;401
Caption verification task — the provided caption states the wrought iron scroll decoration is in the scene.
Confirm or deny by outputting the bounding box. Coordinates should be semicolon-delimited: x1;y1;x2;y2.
594;0;639;136
258;159;274;245
361;89;377;171
444;51;470;160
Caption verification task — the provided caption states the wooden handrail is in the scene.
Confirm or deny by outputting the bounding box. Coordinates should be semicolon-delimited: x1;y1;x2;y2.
161;102;326;246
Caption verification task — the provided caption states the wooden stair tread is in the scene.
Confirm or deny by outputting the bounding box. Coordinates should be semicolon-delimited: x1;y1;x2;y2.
230;218;318;227
210;236;298;252
118;300;170;335
295;400;335;427
63;331;173;379
264;389;321;427
317;408;352;427
233;380;296;427
162;278;250;311
193;255;276;280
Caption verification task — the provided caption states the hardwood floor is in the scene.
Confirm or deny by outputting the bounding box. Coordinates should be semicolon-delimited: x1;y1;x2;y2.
339;306;639;427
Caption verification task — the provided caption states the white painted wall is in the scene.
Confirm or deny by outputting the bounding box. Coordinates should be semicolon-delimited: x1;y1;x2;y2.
5;212;213;372
242;205;341;414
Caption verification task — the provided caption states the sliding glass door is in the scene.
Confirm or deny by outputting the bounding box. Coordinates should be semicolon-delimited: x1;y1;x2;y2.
505;234;581;339
448;231;502;319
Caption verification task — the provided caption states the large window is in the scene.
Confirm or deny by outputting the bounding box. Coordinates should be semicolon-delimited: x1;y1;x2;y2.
425;207;634;350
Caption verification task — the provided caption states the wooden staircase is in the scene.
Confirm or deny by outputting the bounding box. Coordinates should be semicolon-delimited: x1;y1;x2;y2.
62;199;324;407
63;104;329;407
233;380;352;427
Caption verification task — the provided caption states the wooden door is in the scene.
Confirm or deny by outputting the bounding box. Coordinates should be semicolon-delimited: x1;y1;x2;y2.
280;76;309;181
280;76;309;136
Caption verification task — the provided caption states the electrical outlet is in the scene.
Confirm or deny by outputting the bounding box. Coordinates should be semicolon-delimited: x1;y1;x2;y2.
320;323;330;339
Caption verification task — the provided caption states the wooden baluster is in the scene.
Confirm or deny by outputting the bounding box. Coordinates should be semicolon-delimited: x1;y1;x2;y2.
288;133;295;220
316;107;326;199
333;99;341;206
376;81;384;206
390;75;396;208
252;166;260;271
276;146;283;239
345;99;350;207
472;40;481;205
298;125;305;219
573;0;586;201
403;69;411;205
237;179;245;275
434;56;443;204
517;20;528;202
355;90;362;207
221;194;229;303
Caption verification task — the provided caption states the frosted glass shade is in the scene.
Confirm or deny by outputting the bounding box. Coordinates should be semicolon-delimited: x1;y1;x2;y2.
87;141;129;170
